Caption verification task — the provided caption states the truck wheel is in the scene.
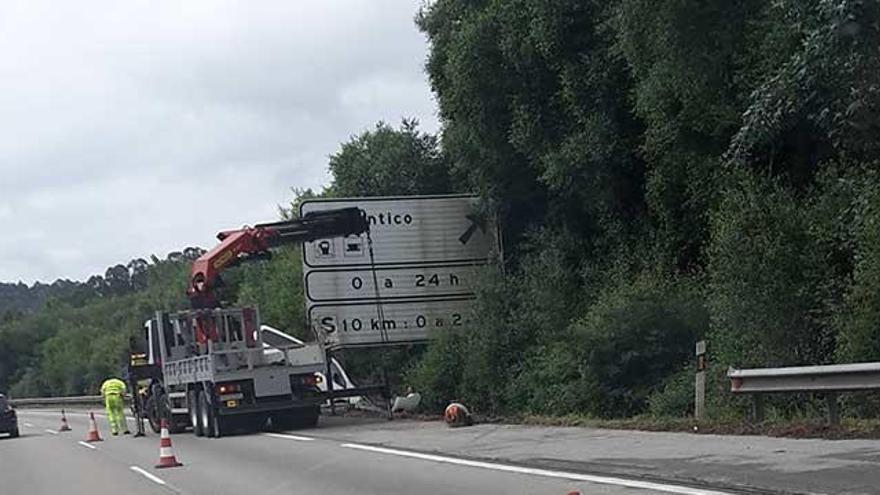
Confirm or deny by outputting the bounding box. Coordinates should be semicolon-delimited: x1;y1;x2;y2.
9;426;19;438
189;389;203;437
199;390;225;438
272;407;319;430
299;406;320;428
145;396;161;434
269;412;295;431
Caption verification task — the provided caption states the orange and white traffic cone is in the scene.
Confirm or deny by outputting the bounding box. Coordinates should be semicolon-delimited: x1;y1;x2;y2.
85;411;103;442
58;409;72;432
155;419;183;469
444;402;473;428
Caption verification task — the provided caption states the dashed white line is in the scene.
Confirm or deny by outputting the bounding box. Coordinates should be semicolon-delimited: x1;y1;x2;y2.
44;429;58;435
263;432;315;442
23;422;34;428
130;466;167;486
340;443;734;495
77;441;97;450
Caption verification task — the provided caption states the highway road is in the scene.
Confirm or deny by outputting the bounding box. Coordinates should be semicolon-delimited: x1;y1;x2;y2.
1;410;733;495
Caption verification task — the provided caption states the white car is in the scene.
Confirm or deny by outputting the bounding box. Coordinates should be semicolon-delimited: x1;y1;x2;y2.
260;325;359;404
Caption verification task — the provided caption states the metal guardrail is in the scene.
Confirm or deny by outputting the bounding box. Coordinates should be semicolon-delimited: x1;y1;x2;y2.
9;395;103;407
728;362;880;424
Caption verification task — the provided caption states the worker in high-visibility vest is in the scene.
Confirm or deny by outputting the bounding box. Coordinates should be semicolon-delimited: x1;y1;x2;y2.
100;377;130;435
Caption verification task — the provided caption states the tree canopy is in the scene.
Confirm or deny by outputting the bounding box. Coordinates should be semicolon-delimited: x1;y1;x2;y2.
408;0;880;418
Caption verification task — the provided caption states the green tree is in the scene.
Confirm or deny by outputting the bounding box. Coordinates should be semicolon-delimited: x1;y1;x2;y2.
236;247;308;340
328;119;456;197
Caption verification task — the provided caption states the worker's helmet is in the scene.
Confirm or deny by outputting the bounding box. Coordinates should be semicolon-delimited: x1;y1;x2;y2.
444;402;473;427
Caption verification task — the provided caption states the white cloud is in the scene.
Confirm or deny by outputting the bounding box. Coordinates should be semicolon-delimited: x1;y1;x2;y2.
0;0;438;283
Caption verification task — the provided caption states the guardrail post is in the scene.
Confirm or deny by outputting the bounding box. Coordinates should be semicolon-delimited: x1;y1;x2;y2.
752;394;765;423
694;341;707;421
826;392;840;426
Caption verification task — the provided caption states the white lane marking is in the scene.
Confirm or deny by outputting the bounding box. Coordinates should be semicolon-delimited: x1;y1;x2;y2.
44;429;58;435
23;422;34;428
130;466;167;486
341;443;733;495
77;441;97;450
263;432;315;442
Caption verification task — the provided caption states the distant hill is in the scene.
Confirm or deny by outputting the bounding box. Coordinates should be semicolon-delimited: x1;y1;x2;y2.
0;247;211;318
0;247;210;396
0;280;87;316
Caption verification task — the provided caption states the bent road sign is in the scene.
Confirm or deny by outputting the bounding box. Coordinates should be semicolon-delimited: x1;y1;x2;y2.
301;195;496;348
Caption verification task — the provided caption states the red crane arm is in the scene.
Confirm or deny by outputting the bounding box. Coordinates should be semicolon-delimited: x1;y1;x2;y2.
188;207;368;308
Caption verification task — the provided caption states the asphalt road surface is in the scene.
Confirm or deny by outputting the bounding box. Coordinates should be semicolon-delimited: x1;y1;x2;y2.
1;410;734;495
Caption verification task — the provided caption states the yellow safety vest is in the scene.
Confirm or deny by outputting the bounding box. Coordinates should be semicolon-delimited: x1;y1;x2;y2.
101;378;127;396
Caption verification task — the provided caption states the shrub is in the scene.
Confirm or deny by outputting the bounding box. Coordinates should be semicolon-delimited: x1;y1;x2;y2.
406;330;465;412
567;274;707;417
707;174;829;369
648;366;694;418
836;177;880;363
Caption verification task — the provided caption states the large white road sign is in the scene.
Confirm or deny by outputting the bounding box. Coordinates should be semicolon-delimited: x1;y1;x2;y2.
301;195;495;348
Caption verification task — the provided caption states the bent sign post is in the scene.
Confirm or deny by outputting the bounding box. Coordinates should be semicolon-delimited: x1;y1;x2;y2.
301;195;494;349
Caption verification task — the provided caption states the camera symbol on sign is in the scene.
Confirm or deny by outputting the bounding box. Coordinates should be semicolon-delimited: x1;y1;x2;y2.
315;239;335;258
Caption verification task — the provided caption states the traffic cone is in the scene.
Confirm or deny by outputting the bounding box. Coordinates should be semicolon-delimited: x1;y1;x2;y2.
444;402;473;427
85;411;103;442
155;419;183;469
58;409;71;432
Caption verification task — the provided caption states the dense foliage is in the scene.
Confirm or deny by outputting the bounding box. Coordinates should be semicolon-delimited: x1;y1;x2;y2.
409;0;880;419
0;253;199;396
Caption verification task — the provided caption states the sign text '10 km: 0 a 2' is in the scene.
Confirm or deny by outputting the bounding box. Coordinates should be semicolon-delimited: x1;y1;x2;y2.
310;299;472;347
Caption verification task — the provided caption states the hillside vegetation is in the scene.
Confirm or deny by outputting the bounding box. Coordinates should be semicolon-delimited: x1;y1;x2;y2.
4;1;880;422
407;0;880;420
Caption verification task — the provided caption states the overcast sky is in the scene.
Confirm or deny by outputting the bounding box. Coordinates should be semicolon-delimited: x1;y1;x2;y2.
0;0;439;284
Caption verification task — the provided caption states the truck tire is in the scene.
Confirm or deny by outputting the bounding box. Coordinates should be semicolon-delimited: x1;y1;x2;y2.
9;426;19;438
145;395;162;434
268;412;295;431
197;390;214;437
199;390;226;438
271;407;319;430
299;406;320;428
188;389;203;437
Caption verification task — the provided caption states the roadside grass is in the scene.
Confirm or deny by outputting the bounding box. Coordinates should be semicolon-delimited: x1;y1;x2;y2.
506;414;880;440
346;405;880;440
391;409;880;440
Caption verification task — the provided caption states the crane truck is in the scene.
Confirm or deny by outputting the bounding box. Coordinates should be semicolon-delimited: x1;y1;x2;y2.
129;207;369;437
